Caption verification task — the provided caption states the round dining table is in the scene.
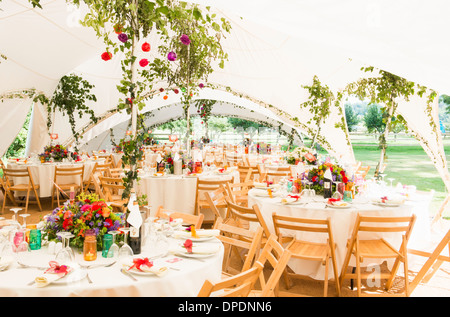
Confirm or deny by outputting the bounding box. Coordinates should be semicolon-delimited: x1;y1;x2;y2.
138;169;239;218
6;159;103;197
248;188;432;281
0;234;223;297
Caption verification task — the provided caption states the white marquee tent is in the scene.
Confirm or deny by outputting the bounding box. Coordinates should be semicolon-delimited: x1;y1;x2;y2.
1;0;449;191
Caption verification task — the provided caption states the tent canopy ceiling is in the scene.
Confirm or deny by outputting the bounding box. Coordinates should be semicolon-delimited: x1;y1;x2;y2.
0;0;449;168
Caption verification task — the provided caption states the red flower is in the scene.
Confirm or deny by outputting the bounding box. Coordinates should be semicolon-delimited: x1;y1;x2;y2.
141;42;151;52
62;218;73;230
312;176;318;182
139;58;149;67
342;176;348;183
167;157;173;164
183;239;193;253
104;218;113;228
101;51;112;61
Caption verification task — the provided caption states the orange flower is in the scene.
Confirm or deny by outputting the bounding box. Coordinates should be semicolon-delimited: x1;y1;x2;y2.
101;206;111;218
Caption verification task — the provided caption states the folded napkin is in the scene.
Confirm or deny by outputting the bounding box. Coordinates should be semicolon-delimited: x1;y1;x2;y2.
376;196;404;204
125;257;168;277
170;241;221;255
327;198;348;206
34;261;73;287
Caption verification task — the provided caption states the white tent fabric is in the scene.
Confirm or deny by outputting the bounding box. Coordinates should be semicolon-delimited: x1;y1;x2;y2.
0;0;449;190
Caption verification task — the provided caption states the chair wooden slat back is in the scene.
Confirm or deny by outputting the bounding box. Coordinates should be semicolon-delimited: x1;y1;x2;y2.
52;165;84;207
197;262;264;297
98;175;127;212
340;213;417;296
225;181;254;207
2;167;42;213
195;177;234;226
272;213;340;296
204;185;229;221
213;217;264;275
225;197;271;242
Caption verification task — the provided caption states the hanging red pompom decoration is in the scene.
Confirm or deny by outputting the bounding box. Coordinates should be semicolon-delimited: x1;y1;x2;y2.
142;42;151;52
139;58;149;67
101;52;112;61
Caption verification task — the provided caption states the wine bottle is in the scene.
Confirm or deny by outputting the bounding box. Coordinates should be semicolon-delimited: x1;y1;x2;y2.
129;201;142;254
323;168;333;199
129;224;142;255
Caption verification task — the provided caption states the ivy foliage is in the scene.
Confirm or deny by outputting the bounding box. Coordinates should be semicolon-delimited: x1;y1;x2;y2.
48;73;97;149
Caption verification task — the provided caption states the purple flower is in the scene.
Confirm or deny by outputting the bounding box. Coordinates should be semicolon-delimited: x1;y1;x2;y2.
180;34;191;45
167;51;177;61
118;33;128;43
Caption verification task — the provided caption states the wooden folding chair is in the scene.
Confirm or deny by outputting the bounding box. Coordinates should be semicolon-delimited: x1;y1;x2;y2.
340;213;416;297
251;234;294;297
84;161;112;191
155;205;204;228
52;165;84;208
237;166;259;182
204;185;230;222
89;172;104;199
98;175;127;212
407;227;450;295
197;261;264;297
225;152;242;166
355;165;371;179
195;177;234;226
225;197;272;245
214;217;264;276
225;181;255;207
2;167;42;213
264;166;292;183
272;213;340;297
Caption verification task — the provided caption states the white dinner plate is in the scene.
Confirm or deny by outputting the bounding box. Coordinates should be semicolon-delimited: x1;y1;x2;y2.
372;202;401;207
173;233;216;242
175;251;218;259
53;268;87;284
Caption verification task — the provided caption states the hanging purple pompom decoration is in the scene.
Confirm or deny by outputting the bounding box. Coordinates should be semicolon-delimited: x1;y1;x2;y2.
118;33;128;43
199;83;204;88
180;34;191;45
167;51;177;61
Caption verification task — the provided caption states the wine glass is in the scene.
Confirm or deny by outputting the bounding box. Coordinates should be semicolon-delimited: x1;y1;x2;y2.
388;178;395;188
19;213;30;229
64;233;75;261
106;230;120;259
10;208;22;222
118;227;133;259
55;232;71;264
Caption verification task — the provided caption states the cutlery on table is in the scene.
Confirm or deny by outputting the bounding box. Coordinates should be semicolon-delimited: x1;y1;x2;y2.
121;268;137;281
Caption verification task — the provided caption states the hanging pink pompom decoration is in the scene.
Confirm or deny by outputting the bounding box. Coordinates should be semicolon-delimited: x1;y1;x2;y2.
139;59;149;67
167;51;177;61
142;42;151;52
199;83;204;88
180;34;191;45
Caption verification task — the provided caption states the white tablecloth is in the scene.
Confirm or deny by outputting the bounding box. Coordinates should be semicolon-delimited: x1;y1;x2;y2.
7;160;101;197
0;237;223;297
138;170;239;220
248;189;432;280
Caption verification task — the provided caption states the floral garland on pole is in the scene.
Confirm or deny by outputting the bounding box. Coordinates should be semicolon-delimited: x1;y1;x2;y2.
151;2;231;151
345;66;437;177
72;0;170;200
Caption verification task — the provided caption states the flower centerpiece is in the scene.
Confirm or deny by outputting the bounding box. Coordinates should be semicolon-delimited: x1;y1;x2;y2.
39;144;79;162
286;146;317;165
158;152;174;173
42;192;126;249
305;162;349;194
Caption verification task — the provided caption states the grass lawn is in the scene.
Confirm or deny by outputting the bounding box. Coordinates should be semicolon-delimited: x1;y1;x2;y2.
349;134;450;218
